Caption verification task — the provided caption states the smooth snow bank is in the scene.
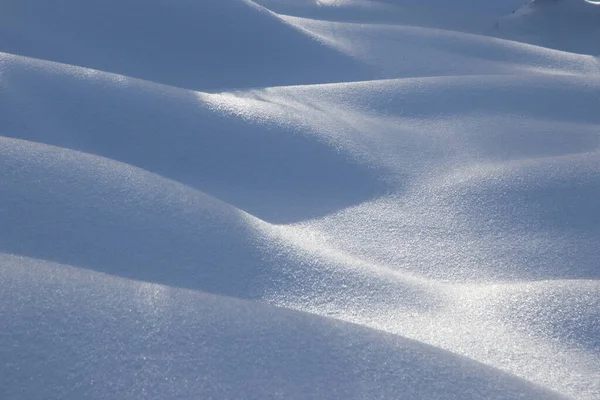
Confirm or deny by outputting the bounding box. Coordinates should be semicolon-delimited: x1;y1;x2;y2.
280;14;599;78
0;133;441;317
1;0;600;399
261;0;600;56
0;135;273;298
255;0;526;31
0;52;385;223
0;254;564;400
2;41;600;400
0;0;371;91
204;75;600;282
498;0;600;55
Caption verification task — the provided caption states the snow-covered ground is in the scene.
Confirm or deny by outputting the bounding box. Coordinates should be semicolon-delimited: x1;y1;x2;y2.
1;0;599;398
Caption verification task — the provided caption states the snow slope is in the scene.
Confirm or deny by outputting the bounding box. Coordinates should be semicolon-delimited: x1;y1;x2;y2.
1;0;599;399
498;0;600;55
0;0;372;91
0;254;565;400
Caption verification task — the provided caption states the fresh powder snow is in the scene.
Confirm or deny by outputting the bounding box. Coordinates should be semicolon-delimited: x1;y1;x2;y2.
0;0;598;399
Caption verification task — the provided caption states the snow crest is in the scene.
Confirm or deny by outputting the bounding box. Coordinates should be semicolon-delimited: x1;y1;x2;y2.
1;0;598;399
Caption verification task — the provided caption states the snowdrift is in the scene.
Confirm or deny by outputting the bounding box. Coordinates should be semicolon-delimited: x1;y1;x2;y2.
0;0;371;91
498;0;600;55
0;255;564;400
0;52;385;223
1;0;599;398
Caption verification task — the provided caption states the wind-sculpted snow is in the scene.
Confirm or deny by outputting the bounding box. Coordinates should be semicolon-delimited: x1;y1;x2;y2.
1;0;599;399
0;255;566;400
0;52;386;223
279;15;599;77
0;0;372;91
498;0;600;55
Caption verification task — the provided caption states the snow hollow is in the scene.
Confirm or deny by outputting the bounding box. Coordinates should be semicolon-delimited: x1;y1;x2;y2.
1;0;599;399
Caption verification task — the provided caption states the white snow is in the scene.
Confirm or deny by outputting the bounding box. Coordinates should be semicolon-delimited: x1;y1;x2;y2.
1;0;599;399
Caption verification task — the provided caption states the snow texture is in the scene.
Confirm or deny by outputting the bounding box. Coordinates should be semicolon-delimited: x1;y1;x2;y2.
0;0;598;399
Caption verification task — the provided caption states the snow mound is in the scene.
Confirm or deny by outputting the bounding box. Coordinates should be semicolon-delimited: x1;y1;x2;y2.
0;52;385;223
0;136;274;298
1;0;599;399
0;254;565;400
280;14;598;78
0;0;371;91
498;0;600;55
206;75;600;282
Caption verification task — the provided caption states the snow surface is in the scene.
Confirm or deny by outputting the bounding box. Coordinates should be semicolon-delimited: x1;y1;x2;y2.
1;0;599;399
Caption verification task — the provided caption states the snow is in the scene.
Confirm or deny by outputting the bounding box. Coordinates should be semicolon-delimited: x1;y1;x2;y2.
497;0;600;55
1;0;599;399
0;254;565;400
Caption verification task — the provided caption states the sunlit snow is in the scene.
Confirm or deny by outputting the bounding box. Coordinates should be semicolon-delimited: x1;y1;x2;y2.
1;0;599;399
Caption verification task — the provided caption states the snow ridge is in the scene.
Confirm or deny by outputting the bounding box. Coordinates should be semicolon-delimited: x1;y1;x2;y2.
1;0;599;399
